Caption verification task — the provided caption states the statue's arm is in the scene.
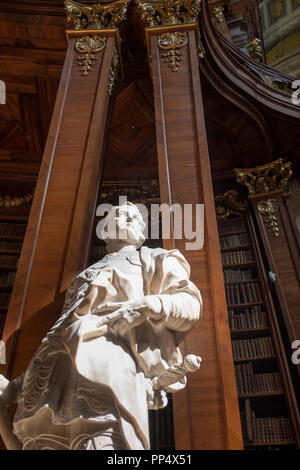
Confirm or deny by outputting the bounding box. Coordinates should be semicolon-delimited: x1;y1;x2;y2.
155;254;202;332
0;374;23;450
0;373;24;407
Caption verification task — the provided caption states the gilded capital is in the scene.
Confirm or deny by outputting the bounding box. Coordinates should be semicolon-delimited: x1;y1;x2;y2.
234;158;292;197
64;0;130;30
135;0;201;28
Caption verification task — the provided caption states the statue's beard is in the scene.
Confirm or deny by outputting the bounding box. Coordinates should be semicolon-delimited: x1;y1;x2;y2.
107;221;142;247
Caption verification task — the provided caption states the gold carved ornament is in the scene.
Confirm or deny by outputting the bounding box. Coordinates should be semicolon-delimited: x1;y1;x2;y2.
234;159;292;238
108;47;120;95
234;158;292;197
210;6;225;24
246;38;263;62
158;32;188;71
0;193;33;208
135;0;201;28
75;35;106;76
257;198;279;237
65;0;130;30
215;189;248;221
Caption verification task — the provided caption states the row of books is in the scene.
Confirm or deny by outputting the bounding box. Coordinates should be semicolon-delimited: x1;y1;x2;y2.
222;250;254;265
0;255;19;267
0;292;11;307
220;233;250;249
218;220;246;235
223;269;254;282
232;336;275;360
0;223;26;237
0;240;23;251
241;412;293;444
235;362;282;395
228;306;268;330
0;272;16;286
225;282;262;305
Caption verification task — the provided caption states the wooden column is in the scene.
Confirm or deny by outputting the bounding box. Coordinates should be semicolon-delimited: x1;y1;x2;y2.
235;159;300;375
0;28;120;380
145;23;243;449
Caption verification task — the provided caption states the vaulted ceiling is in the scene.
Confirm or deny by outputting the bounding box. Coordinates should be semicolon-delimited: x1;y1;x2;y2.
0;1;299;197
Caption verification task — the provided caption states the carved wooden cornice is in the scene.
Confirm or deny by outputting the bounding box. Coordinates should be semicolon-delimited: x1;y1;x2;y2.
234;158;292;198
135;0;201;28
199;0;300;119
64;0;130;30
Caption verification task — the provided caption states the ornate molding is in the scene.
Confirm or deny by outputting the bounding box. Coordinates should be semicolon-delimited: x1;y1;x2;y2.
136;0;201;28
234;158;292;197
158;32;188;71
64;0;130;30
246;38;263;62
108;47;120;95
100;180;160;205
75;35;106;76
210;6;225;24
257;198;279;237
215;189;248;220
0;193;33;208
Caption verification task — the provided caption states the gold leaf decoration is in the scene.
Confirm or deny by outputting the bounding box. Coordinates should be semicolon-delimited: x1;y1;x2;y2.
158;32;188;71
65;0;130;30
257;198;279;237
136;0;201;28
75;35;106;76
234;158;292;196
0;193;33;208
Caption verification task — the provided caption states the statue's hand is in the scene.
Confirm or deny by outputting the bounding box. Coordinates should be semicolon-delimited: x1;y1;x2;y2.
103;296;162;336
108;308;145;336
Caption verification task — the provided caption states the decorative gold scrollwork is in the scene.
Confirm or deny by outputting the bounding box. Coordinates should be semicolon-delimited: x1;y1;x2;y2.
136;0;201;27
210;6;225;23
75;36;106;76
257;198;279;237
108;48;120;95
246;38;263;62
0;193;33;208
158;32;188;71
65;0;130;30
234;158;292;196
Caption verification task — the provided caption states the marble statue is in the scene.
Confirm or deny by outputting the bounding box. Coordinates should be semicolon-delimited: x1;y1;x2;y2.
0;202;202;450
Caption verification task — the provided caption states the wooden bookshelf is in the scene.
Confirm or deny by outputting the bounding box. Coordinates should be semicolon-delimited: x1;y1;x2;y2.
0;217;28;339
216;208;298;450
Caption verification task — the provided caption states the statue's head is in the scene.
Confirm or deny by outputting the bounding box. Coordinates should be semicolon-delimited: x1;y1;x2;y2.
101;202;146;249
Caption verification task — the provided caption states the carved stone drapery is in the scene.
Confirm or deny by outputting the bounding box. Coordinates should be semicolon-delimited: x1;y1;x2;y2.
65;0;130;30
234;158;292;197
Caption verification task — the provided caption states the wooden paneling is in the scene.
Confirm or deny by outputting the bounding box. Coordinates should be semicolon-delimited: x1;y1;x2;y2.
1;31;117;379
251;193;300;375
149;24;243;450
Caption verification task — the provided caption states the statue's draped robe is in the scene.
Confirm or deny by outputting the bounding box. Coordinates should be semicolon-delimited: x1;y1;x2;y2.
12;247;201;450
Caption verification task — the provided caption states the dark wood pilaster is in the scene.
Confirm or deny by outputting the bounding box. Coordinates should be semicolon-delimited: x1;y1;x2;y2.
147;23;243;450
1;29;119;379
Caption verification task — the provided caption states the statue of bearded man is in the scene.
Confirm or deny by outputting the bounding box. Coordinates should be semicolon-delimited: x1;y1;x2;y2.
0;202;202;450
